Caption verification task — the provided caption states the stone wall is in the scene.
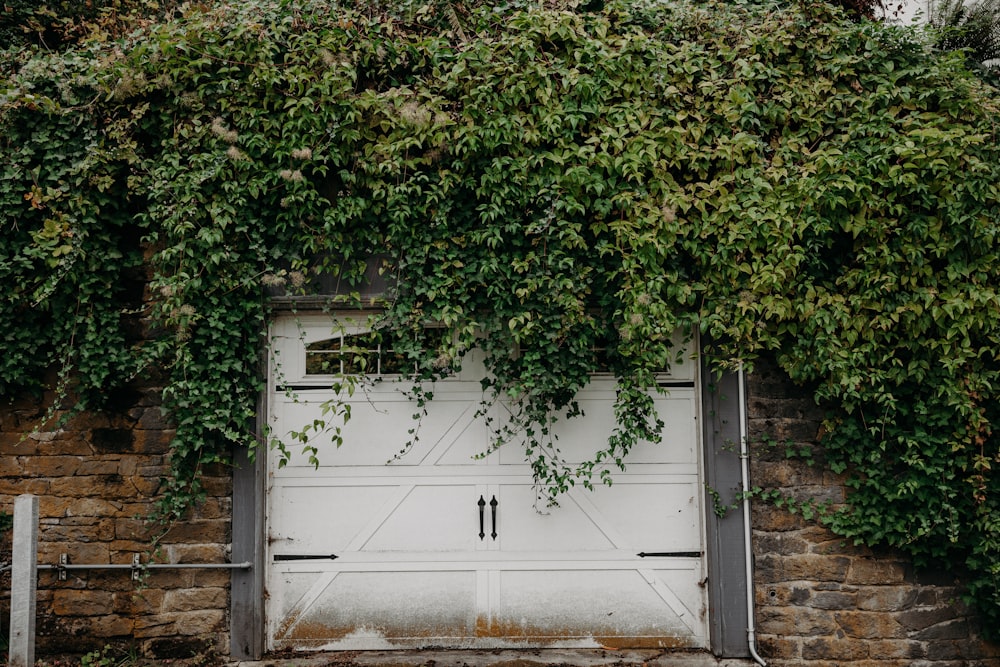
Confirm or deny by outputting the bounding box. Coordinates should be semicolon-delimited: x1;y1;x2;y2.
746;358;1000;667
0;383;231;660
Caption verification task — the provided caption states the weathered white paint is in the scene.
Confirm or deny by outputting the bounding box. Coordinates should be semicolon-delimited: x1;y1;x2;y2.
266;314;708;651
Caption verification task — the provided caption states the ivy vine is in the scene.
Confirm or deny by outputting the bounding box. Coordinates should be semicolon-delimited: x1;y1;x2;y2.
2;0;1000;635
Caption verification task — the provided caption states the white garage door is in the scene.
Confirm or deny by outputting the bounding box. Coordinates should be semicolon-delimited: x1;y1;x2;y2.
265;314;708;651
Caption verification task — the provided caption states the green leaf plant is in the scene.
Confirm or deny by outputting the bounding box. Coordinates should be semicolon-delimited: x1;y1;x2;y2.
2;0;1000;635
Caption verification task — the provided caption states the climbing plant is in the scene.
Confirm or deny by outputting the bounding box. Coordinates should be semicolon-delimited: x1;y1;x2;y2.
2;0;1000;635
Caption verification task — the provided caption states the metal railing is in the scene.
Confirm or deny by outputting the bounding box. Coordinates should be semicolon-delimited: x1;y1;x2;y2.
38;554;252;580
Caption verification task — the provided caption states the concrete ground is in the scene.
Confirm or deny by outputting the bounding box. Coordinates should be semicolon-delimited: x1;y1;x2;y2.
230;649;758;667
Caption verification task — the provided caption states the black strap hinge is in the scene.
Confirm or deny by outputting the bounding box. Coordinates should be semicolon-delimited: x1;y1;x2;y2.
637;551;702;558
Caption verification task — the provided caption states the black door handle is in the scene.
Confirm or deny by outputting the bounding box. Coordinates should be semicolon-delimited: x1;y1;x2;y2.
478;495;486;540
490;495;498;540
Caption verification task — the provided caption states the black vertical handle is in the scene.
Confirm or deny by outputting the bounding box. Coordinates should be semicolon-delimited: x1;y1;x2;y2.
490;495;498;540
478;495;486;540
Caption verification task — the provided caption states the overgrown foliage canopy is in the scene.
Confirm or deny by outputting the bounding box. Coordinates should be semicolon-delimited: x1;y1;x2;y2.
2;0;1000;634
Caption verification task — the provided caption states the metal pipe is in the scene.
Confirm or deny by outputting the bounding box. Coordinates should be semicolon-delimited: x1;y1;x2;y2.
38;562;252;571
739;367;767;667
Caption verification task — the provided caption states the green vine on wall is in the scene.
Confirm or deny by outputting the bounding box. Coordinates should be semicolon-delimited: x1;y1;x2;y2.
2;0;1000;635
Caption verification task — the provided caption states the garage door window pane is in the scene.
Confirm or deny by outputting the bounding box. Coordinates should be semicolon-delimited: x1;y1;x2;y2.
306;332;403;375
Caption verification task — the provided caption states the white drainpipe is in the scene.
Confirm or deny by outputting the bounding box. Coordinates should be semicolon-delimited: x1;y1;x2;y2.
739;367;767;666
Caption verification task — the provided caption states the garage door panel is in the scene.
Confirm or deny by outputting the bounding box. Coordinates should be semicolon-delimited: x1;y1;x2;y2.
269;484;397;553
362;484;484;552
494;394;698;467
495;568;703;643
494;485;618;552
567;482;702;553
273;389;488;469
271;483;482;554
272;570;478;649
496;482;701;554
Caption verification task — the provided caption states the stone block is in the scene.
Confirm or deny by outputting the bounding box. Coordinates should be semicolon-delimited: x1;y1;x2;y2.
0;431;35;455
174;609;225;635
896;605;963;631
809;590;857;610
913;618;971;641
811;535;873;557
132;475;165;496
865;639;926;660
46;542;111;565
185;497;231;520
121;500;159;517
756;634;801;659
162;543;228;563
135;387;164;408
19;455;80;476
114;517;159;541
757;606;839;636
162;587;228;612
754;460;826;488
192;569;231;587
30;436;96;456
0;478;50;495
46;497;123;518
0;456;23;475
135;569;196;589
835;611;906;639
133;613;177;638
199;476;233;497
43;518;115;542
137;407;174;430
752;505;808;532
134;464;167;484
92;574;153;593
113;589;165;614
752;417;821;442
923;638;983;660
114;512;162;544
780;554;852;582
77;459;124;476
132;429;173;454
857;586;919;612
90;428;136;453
52;590;114;616
81;615;135;638
161;519;229;544
747;396;820;420
64;412;113;430
757;583;806;606
801;637;869;661
790;485;844;505
847;558;907;585
755;531;810;556
754;554;783;584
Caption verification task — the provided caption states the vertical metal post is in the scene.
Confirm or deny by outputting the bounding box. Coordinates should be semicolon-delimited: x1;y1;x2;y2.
9;494;39;667
230;439;266;660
